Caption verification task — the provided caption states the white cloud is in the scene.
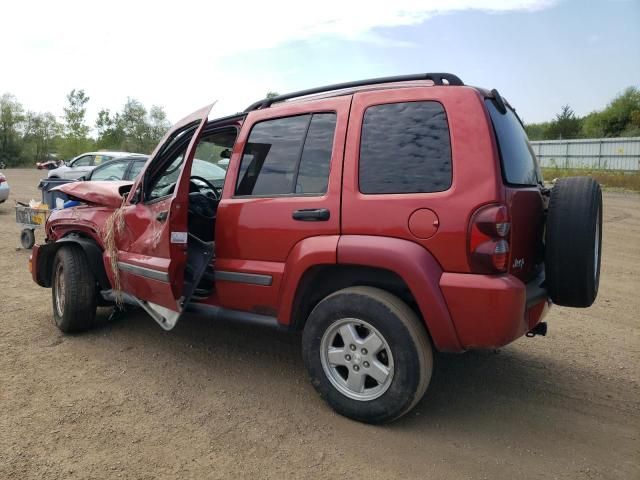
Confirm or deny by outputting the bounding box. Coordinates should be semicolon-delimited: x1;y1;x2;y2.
1;0;557;124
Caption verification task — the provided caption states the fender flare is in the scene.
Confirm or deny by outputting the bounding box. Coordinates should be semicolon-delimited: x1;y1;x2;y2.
337;235;463;352
34;236;110;289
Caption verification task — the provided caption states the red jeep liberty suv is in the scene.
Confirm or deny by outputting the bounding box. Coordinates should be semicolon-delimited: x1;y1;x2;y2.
30;73;602;423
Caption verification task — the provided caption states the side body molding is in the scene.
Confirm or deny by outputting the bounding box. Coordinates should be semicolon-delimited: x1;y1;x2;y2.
337;235;463;352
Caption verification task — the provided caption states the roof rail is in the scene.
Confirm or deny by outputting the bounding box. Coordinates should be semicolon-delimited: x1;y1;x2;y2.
244;72;464;112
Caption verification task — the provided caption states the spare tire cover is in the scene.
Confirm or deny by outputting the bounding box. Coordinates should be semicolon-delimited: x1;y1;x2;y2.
545;176;602;307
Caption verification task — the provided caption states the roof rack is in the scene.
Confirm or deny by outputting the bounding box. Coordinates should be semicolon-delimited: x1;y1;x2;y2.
244;72;464;112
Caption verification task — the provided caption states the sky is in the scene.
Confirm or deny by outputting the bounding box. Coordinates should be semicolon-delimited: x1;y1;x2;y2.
1;0;638;125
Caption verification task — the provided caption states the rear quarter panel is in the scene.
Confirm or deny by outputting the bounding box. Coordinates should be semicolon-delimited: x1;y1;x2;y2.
342;86;504;273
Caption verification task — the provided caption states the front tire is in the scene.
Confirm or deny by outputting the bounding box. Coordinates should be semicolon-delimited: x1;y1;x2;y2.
302;286;433;424
51;246;98;333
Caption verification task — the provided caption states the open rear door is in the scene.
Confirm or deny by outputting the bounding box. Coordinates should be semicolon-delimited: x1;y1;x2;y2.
114;103;216;330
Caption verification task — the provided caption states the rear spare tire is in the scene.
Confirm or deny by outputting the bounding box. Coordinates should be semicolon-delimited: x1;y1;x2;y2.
545;176;602;307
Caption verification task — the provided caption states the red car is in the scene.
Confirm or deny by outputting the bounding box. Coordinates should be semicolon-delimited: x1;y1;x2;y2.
30;73;602;423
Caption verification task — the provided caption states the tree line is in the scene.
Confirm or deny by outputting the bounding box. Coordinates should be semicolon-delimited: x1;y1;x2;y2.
0;89;171;167
525;86;640;141
2;86;637;166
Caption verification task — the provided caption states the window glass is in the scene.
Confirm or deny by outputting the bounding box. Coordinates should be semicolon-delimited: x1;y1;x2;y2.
148;153;186;200
295;113;336;194
191;128;237;188
485;100;541;186
91;161;129;181
73;155;93;167
359;101;452;194
128;160;145;180
146;125;237;201
236;115;310;196
146;122;199;201
94;155;112;165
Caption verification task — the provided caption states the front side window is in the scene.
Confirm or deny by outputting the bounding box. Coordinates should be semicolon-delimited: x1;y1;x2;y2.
91;161;128;181
127;160;145;180
359;101;452;194
236;113;336;196
191;127;237;188
145;125;237;201
145;122;199;201
72;155;93;167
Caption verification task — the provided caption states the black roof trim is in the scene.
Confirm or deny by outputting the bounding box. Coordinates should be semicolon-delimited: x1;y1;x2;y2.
244;72;464;112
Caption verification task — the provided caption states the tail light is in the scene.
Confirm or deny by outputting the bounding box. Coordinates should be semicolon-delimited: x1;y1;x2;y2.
468;204;511;273
0;174;6;184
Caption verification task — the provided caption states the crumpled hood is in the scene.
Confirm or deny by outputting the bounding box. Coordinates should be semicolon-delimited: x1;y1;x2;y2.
54;181;133;208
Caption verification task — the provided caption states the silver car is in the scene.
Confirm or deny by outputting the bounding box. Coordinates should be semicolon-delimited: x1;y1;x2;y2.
48;151;145;180
0;171;9;204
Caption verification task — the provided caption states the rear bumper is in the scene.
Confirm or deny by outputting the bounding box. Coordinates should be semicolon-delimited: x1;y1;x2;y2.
440;271;549;349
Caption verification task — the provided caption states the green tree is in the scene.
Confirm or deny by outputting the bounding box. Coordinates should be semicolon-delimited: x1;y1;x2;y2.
525;121;552;140
547;104;582;140
581;87;640;138
265;91;279;99
119;97;149;152
0;94;25;166
61;89;92;158
95;108;124;149
22;111;61;162
148;105;170;146
95;101;170;153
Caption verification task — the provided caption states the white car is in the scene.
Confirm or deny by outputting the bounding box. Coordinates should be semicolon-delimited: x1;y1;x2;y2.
47;151;144;180
0;171;9;204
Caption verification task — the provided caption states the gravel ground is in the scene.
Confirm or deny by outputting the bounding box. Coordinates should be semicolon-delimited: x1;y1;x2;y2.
0;168;638;479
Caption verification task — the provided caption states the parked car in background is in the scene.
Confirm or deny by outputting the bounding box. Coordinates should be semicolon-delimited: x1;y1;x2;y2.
47;151;144;179
80;155;149;182
0;171;9;204
36;159;63;170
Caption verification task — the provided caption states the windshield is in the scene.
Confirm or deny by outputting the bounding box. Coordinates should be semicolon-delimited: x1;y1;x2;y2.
486;99;541;186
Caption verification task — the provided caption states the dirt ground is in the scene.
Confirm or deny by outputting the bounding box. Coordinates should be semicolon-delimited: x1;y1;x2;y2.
0;168;638;479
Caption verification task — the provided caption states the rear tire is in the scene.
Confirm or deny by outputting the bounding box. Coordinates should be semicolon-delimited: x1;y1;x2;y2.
302;286;433;424
545;176;602;307
51;246;98;333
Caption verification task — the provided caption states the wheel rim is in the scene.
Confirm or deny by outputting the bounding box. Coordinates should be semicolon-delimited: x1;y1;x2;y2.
594;208;600;281
320;318;394;401
54;262;65;317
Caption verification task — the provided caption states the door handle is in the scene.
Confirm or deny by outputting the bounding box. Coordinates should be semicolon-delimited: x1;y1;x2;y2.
292;208;330;221
156;211;169;222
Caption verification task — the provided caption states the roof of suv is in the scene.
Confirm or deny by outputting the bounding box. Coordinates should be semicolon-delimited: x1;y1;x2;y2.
244;72;465;112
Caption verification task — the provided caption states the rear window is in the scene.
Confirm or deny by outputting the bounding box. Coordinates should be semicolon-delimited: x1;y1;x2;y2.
359;101;452;194
485;100;541;186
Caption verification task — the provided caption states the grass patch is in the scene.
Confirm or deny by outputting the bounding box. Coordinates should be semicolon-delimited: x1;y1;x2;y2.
542;168;640;192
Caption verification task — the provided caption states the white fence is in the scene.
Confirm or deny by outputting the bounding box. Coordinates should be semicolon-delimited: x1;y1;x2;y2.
530;137;640;171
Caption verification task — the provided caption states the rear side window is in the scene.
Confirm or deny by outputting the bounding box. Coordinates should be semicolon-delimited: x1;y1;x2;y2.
296;113;336;194
236;113;336;196
359;101;452;194
485;100;541;186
